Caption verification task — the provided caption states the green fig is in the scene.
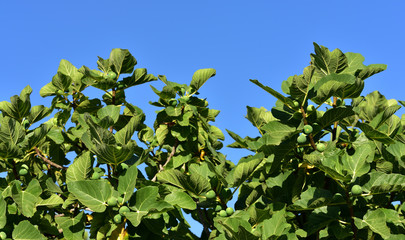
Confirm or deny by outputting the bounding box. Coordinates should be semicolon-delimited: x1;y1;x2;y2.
205;190;216;199
119;206;130;215
297;134;307;144
225;207;234;216
106;71;117;80
113;214;122;224
303;125;313;134
317;143;326;152
351;185;362;196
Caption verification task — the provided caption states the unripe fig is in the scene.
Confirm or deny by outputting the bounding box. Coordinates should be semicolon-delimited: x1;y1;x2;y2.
113;214;122;224
307;105;315;112
225;207;234;216
169;98;178;106
91;172;101;180
106;71;117;80
118;196;124;204
19;168;28;176
0;232;6;239
297;134;307;144
107;197;118;206
181;96;190;102
119;206;130;215
205;190;216;199
21;164;29;169
214;205;222;212
351;185;362;195
303;125;313;134
219;210;227;217
293;101;299;107
317;143;326;152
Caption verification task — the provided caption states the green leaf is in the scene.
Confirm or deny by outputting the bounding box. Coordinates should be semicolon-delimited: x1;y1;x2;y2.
0;195;6;229
164;190;196;210
319;106;355;128
12;220;46;240
357;122;395;144
0;116;25;145
310;43;347;75
362;172;405;194
250;79;294;107
342;143;373;181
0;85;32;121
36;194;64;207
126;186;172;227
246;106;276;131
289;187;332;211
118;163;138;203
260;121;296;143
27;105;52;124
12;179;42;217
67;180;112;212
356;64;387;80
313;73;356;102
260;210;291;239
27;123;52;149
109;48;137;74
226;129;249;149
97;105;121;125
52;72;72;91
39;81;58;97
157;169;211;197
156;124;169;145
55;212;85;240
66;151;93;183
122;68;157;87
228;152;266;187
190;68;216;93
354;209;390;239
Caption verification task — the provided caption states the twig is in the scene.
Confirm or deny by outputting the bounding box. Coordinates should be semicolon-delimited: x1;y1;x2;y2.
34;147;67;170
151;139;178;181
332;97;338;141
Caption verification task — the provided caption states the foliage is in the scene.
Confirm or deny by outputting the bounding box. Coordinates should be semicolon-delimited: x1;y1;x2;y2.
0;44;404;239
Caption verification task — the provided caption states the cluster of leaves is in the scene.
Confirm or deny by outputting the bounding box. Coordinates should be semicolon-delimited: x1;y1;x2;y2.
0;44;404;239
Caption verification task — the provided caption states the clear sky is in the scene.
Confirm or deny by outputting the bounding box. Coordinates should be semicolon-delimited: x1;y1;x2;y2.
1;0;404;236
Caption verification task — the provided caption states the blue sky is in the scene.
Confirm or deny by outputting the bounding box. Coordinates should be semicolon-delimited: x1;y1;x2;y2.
1;0;404;236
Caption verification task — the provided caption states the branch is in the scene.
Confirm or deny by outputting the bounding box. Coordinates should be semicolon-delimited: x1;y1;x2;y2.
345;190;358;239
151;139;178;182
34;147;67;170
197;207;211;236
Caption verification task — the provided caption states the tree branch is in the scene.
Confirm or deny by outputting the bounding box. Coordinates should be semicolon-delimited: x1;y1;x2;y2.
151;139;178;182
34;147;67;170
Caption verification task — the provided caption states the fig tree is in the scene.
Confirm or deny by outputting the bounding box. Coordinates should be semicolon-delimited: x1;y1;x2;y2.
106;71;117;80
113;214;122;224
297;134;307;144
107;197;118;206
219;210;227;217
225;207;234;216
303;125;313;134
351;185;362;195
19;168;28;176
205;190;216;199
317;143;326;152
